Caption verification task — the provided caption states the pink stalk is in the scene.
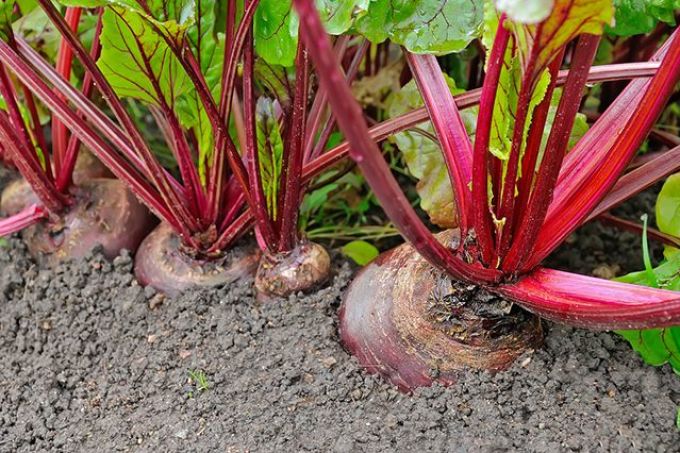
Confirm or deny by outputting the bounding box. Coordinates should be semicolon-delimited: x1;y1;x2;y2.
407;53;473;233
56;8;104;193
52;7;82;176
470;15;510;266
0;112;65;213
293;0;502;284
243;28;276;246
0;204;47;236
590;143;680;220
36;0;199;237
278;44;310;252
498;268;680;330
527;29;680;270
503;35;600;272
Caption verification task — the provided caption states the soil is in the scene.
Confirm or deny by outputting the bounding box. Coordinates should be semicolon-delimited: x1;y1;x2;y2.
0;190;679;452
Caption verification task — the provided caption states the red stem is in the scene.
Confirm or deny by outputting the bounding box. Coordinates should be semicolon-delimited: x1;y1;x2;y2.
0;40;182;235
57;8;104;192
589;143;680;220
52;6;82;176
277;44;310;252
243;28;276;246
494;34;541;260
497;268;680;330
36;0;199;239
503;35;600;272
511;50;565;234
470;15;510;266
0;112;65;213
527;29;680;271
406;53;473;234
0;204;47;237
293;0;502;284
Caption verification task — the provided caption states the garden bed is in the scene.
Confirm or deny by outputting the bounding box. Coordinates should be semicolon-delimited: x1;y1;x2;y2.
0;191;678;452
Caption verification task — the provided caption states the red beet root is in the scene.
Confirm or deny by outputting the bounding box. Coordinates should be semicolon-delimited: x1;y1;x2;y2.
255;240;331;298
134;223;261;297
339;230;543;392
2;178;154;265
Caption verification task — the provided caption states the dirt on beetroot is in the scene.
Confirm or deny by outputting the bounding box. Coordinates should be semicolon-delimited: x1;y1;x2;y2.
0;189;679;452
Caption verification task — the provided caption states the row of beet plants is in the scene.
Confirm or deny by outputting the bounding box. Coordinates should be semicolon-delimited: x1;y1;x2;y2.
0;0;678;393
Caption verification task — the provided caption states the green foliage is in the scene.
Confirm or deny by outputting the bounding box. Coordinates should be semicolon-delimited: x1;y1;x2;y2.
341;240;379;265
255;98;285;220
608;0;679;36
616;175;680;375
98;7;190;106
187;369;209;397
656;173;680;258
254;0;298;67
352;0;484;54
254;0;484;66
299;162;399;245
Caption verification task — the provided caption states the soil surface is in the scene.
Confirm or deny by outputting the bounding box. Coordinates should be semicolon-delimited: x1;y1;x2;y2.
0;191;679;452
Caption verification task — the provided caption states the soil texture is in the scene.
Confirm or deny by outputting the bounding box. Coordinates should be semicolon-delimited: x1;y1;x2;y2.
0;190;678;452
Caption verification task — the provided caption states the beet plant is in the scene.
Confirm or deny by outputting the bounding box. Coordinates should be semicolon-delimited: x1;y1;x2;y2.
0;3;153;264
0;0;378;297
294;0;680;390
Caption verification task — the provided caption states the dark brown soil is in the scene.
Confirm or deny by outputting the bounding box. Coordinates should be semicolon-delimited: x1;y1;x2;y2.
0;190;678;452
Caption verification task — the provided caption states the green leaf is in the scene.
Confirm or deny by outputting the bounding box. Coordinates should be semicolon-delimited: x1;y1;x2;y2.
676;407;680;430
254;0;298;67
255;0;484;65
175;0;224;183
617;329;680;371
342;240;379;265
98;6;190;106
656;173;680;258
615;186;680;375
386;77;476;228
315;0;369;34
608;0;679;36
255;98;285;220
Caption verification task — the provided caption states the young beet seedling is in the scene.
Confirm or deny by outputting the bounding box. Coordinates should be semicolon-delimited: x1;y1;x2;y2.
0;1;359;297
0;5;153;264
295;0;680;391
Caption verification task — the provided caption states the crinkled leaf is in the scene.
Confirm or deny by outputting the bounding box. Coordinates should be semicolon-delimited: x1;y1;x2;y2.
609;0;679;36
98;6;190;105
256;0;483;65
342;240;379;265
386;77;477;228
354;0;484;54
256;98;284;220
